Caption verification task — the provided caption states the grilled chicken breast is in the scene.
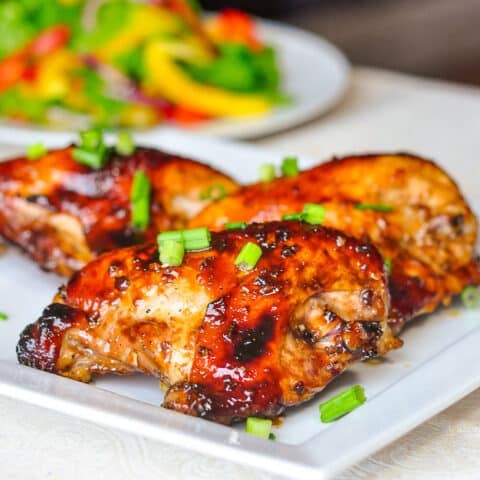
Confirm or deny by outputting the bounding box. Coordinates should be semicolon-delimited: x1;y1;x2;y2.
191;154;480;332
0;146;238;276
17;222;400;423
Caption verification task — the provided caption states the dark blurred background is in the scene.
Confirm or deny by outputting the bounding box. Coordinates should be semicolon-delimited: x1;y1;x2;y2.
203;0;480;85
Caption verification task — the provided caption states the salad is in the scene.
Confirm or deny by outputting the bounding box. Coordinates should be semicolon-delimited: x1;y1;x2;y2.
0;0;285;129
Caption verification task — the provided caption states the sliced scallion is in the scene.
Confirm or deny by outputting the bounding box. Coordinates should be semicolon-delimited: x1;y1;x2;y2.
461;286;480;309
159;240;184;267
157;228;212;264
0;312;8;321
73;145;108;170
73;128;109;170
245;417;272;439
355;203;393;212
80;128;103;150
182;227;211;251
116;131;135;156
235;242;262;271
281;156;299;177
224;222;247;230
157;231;184;245
282;213;304;221
302;203;326;225
259;163;276;183
130;170;151;230
26;142;46;160
384;258;392;275
319;385;366;423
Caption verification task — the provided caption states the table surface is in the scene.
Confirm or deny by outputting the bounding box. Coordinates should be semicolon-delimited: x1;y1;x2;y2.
1;67;479;480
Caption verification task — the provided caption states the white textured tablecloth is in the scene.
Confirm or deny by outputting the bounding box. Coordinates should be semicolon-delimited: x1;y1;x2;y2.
1;67;480;480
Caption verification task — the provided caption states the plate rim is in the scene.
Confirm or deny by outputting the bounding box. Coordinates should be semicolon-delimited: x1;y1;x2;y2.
1;326;479;480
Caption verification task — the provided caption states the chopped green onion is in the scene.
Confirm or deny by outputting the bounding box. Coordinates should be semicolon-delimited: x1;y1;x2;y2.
0;312;8;321
73;128;109;170
131;170;150;200
259;163;276;182
224;222;247;230
282;213;304;221
116;131;135;156
199;184;227;201
235;242;262;271
384;258;392;275
355;203;393;212
157;230;184;246
182;227;211;251
26;142;46;160
73;145;108;169
461;286;480;309
157;228;211;262
281;156;299;177
245;417;272;439
319;385;366;423
159;240;184;267
80;129;103;150
302;203;326;225
130;170;151;230
131;197;150;230
268;432;276;441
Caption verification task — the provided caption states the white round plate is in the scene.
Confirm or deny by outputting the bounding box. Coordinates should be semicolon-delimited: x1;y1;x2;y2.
0;20;350;146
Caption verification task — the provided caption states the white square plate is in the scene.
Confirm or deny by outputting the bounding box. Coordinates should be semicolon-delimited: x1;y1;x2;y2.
0;131;479;479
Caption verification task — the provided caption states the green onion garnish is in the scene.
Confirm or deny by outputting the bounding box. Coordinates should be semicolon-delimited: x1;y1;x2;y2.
384;258;392;275
235;242;262;271
302;203;326;225
268;433;276;441
259;163;276;182
461;286;480;309
26;142;46;160
80;129;103;150
116;131;135;156
281;156;299;177
199;184;227;201
0;312;8;321
224;222;247;230
157;228;211;262
130;170;151;230
282;213;304;221
73;145;108;169
182;227;211;251
73;129;109;170
159;239;184;267
319;385;366;423
245;417;273;439
157;231;184;245
355;203;393;212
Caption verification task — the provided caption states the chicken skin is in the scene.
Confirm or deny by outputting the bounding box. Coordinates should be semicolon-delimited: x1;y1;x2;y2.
0;146;238;276
17;222;400;423
191;154;480;333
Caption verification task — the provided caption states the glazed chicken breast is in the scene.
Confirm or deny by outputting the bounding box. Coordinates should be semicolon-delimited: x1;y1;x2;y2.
0;146;238;276
17;222;400;423
190;154;480;333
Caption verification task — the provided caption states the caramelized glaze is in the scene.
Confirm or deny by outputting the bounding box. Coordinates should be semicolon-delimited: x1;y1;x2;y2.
17;222;400;423
0;146;238;275
191;154;480;331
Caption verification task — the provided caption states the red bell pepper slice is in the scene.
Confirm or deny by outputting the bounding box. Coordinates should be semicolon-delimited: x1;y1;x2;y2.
0;25;71;93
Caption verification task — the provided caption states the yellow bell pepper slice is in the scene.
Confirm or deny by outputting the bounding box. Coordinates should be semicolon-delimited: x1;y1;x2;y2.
24;50;80;101
95;6;185;61
142;41;272;118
